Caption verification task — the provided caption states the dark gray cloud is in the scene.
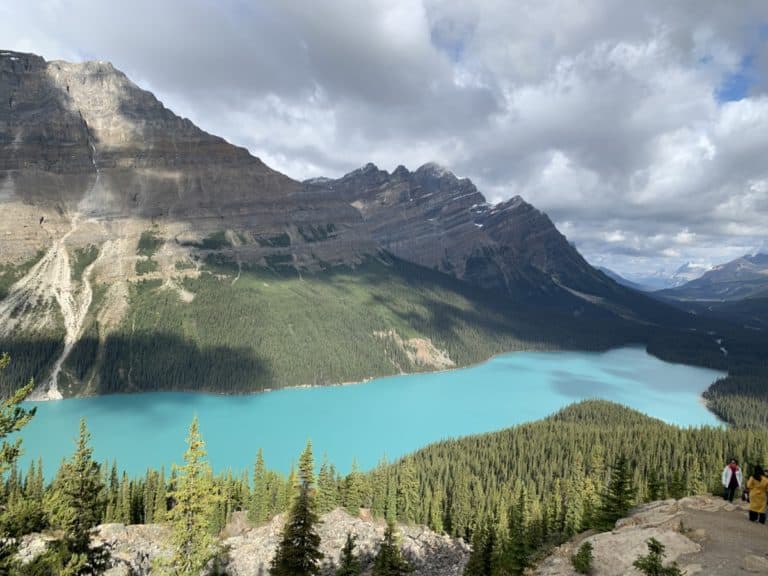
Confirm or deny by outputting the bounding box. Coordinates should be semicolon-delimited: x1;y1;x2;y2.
2;0;767;276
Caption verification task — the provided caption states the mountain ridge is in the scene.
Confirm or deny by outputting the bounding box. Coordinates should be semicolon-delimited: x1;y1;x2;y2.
0;50;703;398
658;253;768;301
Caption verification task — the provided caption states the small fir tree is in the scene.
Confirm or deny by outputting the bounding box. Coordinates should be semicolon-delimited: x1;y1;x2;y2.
632;538;684;576
250;448;268;523
571;540;593;574
271;440;323;576
599;455;635;530
55;418;109;575
372;521;414;576
160;416;220;576
336;532;361;576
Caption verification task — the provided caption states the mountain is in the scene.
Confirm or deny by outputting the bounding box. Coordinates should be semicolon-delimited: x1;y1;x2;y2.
596;267;652;291
669;261;712;287
659;254;768;301
0;50;693;398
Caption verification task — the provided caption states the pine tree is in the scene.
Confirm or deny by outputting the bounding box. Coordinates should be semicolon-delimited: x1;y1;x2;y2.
344;459;364;514
599;455;635;530
250;448;268;523
271;440;323;576
463;522;495;576
632;537;684;576
0;353;36;478
117;472;132;524
55;418;109;575
428;488;444;533
317;454;339;514
372;521;413;576
370;458;389;518
153;467;167;523
564;453;586;536
396;460;419;524
646;469;665;502
336;532;361;576
385;473;398;524
505;486;530;575
160;416;220;576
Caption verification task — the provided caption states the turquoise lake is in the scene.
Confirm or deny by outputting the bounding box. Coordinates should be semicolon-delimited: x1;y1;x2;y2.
18;347;724;478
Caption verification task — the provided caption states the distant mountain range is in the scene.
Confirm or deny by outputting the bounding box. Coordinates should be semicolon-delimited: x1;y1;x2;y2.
598;262;712;292
0;50;710;398
658;254;768;301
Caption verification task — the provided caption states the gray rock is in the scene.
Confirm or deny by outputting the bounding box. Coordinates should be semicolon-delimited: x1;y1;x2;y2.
15;509;468;576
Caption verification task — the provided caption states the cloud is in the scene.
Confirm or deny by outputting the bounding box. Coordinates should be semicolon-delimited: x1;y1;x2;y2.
1;0;767;276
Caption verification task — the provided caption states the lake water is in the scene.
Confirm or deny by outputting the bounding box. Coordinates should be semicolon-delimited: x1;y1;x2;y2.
18;347;724;479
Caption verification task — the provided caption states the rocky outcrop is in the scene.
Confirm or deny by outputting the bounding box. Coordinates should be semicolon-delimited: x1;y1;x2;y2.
17;509;469;576
225;509;468;576
1;49;626;301
534;496;768;576
1;49;674;396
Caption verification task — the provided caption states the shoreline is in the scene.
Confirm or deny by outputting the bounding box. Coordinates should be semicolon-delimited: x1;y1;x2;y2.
26;344;728;429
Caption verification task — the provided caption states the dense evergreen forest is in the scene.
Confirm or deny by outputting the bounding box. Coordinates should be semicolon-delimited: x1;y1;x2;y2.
53;255;647;396
3;383;767;574
2;239;766;429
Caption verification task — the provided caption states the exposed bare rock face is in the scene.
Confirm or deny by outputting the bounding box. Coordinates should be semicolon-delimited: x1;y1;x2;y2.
17;509;469;576
302;161;621;300
0;49;622;296
534;496;768;576
0;49;651;396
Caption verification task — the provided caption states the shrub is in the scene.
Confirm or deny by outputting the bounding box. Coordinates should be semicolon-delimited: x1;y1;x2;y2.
571;540;593;574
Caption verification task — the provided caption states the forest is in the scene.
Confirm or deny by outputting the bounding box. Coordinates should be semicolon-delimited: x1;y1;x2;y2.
3;345;767;576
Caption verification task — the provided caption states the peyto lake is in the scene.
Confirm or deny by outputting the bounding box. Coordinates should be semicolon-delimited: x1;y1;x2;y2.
19;347;724;478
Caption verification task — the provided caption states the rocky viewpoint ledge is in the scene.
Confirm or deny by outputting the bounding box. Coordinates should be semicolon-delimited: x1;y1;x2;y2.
534;495;768;575
17;508;469;575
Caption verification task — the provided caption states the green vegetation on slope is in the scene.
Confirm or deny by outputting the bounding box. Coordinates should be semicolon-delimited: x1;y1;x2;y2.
649;298;768;428
136;230;162;257
0;250;45;300
70;245;99;282
2;400;765;575
91;255;636;394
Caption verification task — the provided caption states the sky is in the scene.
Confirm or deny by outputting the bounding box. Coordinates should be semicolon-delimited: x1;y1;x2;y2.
2;1;768;278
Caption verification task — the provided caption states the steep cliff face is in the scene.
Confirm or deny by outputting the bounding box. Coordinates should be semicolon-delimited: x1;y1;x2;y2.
1;49;624;303
1;50;299;218
0;50;663;397
305;162;619;300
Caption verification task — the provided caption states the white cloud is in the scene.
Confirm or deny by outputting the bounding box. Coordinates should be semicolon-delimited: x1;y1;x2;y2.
1;0;767;274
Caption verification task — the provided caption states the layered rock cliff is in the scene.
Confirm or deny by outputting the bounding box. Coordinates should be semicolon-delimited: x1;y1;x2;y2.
0;49;668;397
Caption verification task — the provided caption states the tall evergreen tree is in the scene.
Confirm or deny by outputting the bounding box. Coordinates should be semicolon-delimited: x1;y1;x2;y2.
160;416;220;576
396;460;419;524
335;532;361;576
0;354;35;479
372;521;413;576
599;455;635;530
344;459;364;514
317;454;338;514
271;440;323;576
54;418;109;575
250;448;268;523
153;467;167;523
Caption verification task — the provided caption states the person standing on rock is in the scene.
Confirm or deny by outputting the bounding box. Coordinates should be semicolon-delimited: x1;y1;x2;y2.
746;465;768;523
722;458;743;502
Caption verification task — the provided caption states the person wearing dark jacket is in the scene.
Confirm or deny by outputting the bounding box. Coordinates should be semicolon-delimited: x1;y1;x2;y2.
722;458;743;501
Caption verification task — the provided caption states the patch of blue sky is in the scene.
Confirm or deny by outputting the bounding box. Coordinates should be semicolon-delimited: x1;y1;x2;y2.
715;55;756;103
